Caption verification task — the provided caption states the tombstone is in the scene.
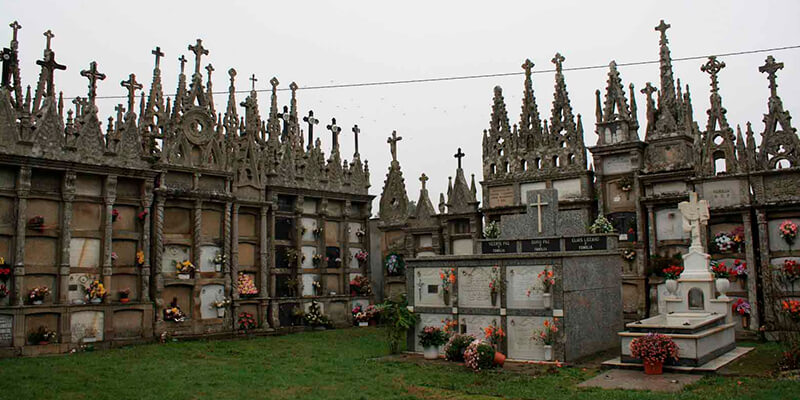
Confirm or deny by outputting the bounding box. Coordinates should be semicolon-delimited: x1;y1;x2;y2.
348;222;362;243
302;199;317;214
325;246;340;268
506;265;547;309
70;311;104;343
0;314;12;347
452;239;473;255
300;218;317;241
654;208;686;241
275;217;293;241
608;212;636;241
113;310;144;338
162;245;191;273
237;243;256;268
507;315;548;360
413;268;446;307
552;178;581;200
348;248;361;269
488;185;514;208
413;313;449;350
768;218;800;251
519;182;546;204
198;245;222;272
325;221;339;246
301;246;316;268
457;267;495;308
459;314;497;339
501;189;559;239
68;273;97;304
327;201;343;217
302;274;319;296
199;284;224;319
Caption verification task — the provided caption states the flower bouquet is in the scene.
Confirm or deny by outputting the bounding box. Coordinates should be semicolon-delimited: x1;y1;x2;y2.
137;209;148;221
28;326;57;345
713;232;735;253
163;298;186;322
27;215;46;233
349;275;372;296
175;260;195;278
463;339;497;371
311;280;322;296
312;253;324;266
212;297;230;317
85;280;106;303
534;319;558;361
484;323;505;348
28;286;50;304
312;226;324;238
783;299;800;322
589;214;615;234
385;253;405;276
629;333;679;375
352;304;370;325
440;268;456;305
732;298;751;328
0;257;11;282
304;300;332;328
212;252;226;271
618;177;633;192
419;326;449;359
442;318;458;335
621;249;636;262
779;220;798;246
237;273;258;297
237;312;256;331
136;250;145;267
484;221;500;239
444;333;475;362
711;261;730;278
111;208;120;222
782;259;800;282
354;250;368;265
662;265;684;280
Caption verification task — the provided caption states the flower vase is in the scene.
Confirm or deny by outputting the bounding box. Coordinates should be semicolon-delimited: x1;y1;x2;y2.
665;279;679;298
33;300;42;305
542;293;552;309
90;298;102;304
543;345;553;361
442;290;450;306
217;308;225;318
493;351;506;367
715;278;730;299
644;360;663;375
423;345;439;360
491;290;498;307
215;264;221;273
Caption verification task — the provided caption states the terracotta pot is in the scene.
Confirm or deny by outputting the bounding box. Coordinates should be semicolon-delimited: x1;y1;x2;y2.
423;346;439;360
643;360;663;375
493;351;506;367
120;298;130;304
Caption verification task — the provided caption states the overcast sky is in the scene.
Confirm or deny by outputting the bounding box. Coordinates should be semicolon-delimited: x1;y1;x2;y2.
5;1;800;215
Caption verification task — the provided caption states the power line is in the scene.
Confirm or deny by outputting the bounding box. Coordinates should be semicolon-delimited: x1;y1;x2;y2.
78;44;800;101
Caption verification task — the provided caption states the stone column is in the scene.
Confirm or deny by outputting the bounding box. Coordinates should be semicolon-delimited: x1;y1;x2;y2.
231;203;240;300
742;210;758;331
646;204;656;256
153;195;165;310
140;181;153;302
12;167;31;306
756;209;773;327
59;172;76;305
102;175;117;305
259;205;268;299
193;199;202;272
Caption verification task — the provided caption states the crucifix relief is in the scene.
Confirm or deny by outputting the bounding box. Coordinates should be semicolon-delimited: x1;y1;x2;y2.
530;193;549;234
387;130;402;161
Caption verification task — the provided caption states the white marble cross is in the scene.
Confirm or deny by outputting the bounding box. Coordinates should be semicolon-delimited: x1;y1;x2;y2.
678;192;709;252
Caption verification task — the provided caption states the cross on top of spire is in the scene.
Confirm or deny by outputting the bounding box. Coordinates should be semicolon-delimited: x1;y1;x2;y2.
205;63;214;78
120;73;142;113
80;61;106;103
701;56;726;94
759;55;784;98
248;73;257;91
551;53;565;71
270;77;279;88
178;55;187;74
387;130;402;161
655;19;671;39
43;29;54;51
454;147;465;169
188;38;208;75
151;46;164;69
420;173;429;190
522;58;534;74
9;21;21;45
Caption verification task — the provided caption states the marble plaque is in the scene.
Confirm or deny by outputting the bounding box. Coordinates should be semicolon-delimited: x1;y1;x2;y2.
459;314;498;339
325;221;340;246
302;274;319;296
521;238;560;253
70;238;101;269
348;222;362;243
198;245;222;272
417;251;436;257
199;284;225;319
653;181;687;196
301;246;316;268
327;201;343;217
414;268;447;307
520;182;547;204
68;273;97;304
502;189;558;239
302;199;317;214
565;236;607;251
414;313;449;351
71;311;104;343
603;155;633;175
553;178;581;200
769;218;800;252
162;245;191;273
655;208;687;241
507;316;548;360
506;266;547;309
489;185;514;208
702;180;742;208
418;235;433;248
301;217;317;242
348;247;361;269
458;267;495;308
481;240;516;254
452;239;473;255
0;314;11;347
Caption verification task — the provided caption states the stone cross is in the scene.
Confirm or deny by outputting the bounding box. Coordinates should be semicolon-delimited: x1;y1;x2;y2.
678;192;710;252
420;173;428;190
551;52;565;70
759;55;784;99
700;56;725;94
655;19;671;40
178;55;187;74
80;61;106;103
387;130;402;161
278;105;290;139
454;147;465;169
521;58;534;74
641;82;656;99
326;118;341;151
151;46;164;69
188;39;208;75
530;193;549;233
10;21;21;47
120;73;142;114
249;73;257;91
205;64;214;80
352;124;360;155
303;110;318;150
43;30;54;51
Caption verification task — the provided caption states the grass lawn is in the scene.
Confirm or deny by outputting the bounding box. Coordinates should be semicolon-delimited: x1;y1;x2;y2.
0;328;797;400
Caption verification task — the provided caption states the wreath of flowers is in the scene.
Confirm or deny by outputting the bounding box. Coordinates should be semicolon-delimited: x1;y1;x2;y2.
385;252;405;276
779;220;798;245
589;214;615;234
484;221;500;239
617;177;633;193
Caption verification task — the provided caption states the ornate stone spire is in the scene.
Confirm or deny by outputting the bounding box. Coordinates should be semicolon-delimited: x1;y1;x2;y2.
756;56;799;169
240;73;261;139
32;29;66;112
223;68;239;137
414;172;437;220
549;53;577;144
446;148;479;214
655;20;677;114
489;86;510;138
2;21;24;108
594;61;639;146
519;59;542;146
379;130;409;226
698;56;738;175
266;77;280;144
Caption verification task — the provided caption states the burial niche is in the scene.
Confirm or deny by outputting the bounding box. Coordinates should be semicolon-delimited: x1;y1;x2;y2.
688;288;704;310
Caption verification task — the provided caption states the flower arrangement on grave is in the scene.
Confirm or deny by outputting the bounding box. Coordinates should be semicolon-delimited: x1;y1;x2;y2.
419;326;448;348
534;319;559;346
163;298;186;322
589;214;615;234
85;280;107;303
731;226;745;248
537;268;556;294
135;250;145;267
732;259;747;278
354;250;369;265
0;257;11;281
311;280;322;296
782;299;800;321
28;286;50;304
212;297;231;309
385;252;405;276
0;284;9;298
237;312;256;331
629;333;679;374
621;249;637;262
27;215;46;233
28;326;57;345
713;231;735;253
463;339;497;372
312;226;324;237
365;304;382;323
304;300;333;328
617;177;633;193
782;259;800;282
237;273;258;297
779;220;798;245
349;275;372;296
213;251;226;268
733;299;751;316
442;318;458;335
484;221;500;239
312;253;324;266
444;334;475;362
484;323;505;348
137;209;148;221
662;265;684;280
489;265;504;306
111;208;120;222
352;304;370;324
440;268;456;304
118;288;131;303
355;228;367;240
110;252;118;262
175;260;196;276
711;261;730;279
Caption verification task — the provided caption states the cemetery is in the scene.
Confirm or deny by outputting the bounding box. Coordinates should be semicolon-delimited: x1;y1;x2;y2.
0;9;799;400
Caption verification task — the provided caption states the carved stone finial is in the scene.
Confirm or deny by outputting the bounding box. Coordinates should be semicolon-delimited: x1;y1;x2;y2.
759;55;784;98
188;38;208;75
289;81;298;92
151;46;164;69
80;61;106;104
454;147;465;169
205;63;214;78
228;68;236;81
387;130;402;162
352;124;360;155
419;173;428;190
700;56;725;94
178;55;187;74
655;19;671;39
270;77;279;88
521;59;534;73
43;29;54;51
551;52;565;70
120;73;143;115
10;21;21;46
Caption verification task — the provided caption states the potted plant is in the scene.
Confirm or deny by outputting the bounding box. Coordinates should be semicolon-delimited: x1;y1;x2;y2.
385;253;405;277
732;259;747;289
163;297;186;322
662;264;684;298
236;272;258;298
212;297;230;318
419;326;448;359
489;265;504;307
118;288;131;304
779;220;798;247
484;221;500;239
237;311;256;331
443;333;475;362
629;333;679;375
463;339;496;372
354;250;368;267
28;326;57;345
175;260;195;279
439;268;456;306
28;286;50;305
379;295;418;354
483;322;506;366
86;280;107;304
534;319;558;361
732;298;751;329
711;261;730;298
537;268;555;309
